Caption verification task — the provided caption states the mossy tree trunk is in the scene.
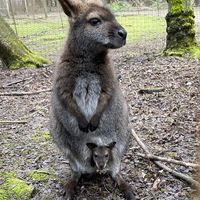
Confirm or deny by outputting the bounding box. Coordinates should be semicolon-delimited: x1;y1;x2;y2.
165;0;200;56
0;17;49;69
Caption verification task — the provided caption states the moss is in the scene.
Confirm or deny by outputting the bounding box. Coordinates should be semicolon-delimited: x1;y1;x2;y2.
0;172;34;200
190;44;200;57
9;51;50;70
31;131;51;142
28;169;51;181
164;1;199;57
0;17;50;69
170;0;184;14
164;43;200;57
0;189;8;200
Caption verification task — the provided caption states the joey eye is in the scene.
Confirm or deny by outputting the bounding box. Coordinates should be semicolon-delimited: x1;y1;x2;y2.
89;18;101;26
105;154;109;158
94;154;98;158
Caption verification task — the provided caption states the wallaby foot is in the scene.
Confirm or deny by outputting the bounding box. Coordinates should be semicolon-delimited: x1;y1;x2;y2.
112;173;135;200
64;172;81;200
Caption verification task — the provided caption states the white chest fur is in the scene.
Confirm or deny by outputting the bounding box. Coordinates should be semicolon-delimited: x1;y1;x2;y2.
73;76;101;121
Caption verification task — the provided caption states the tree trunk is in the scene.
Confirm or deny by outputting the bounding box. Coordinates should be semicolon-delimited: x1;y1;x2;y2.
165;0;200;56
0;17;49;69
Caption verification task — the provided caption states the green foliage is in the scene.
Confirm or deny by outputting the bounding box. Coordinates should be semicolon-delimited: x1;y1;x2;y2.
110;1;132;12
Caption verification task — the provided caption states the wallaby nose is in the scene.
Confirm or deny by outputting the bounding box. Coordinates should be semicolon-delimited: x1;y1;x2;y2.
118;29;127;39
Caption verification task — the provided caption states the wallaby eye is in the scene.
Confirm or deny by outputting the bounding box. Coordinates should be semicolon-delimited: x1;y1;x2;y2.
94;154;98;158
89;18;101;26
105;154;109;158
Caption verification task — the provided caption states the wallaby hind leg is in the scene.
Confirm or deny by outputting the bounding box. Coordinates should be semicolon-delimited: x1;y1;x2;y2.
64;171;81;200
112;173;135;200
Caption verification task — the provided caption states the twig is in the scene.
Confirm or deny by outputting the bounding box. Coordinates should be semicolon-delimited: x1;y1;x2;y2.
0;89;52;96
138;87;165;94
3;77;32;87
137;153;200;168
131;129;200;188
0;120;27;124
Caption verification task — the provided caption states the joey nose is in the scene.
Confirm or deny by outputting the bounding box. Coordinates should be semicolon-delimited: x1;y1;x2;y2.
118;29;127;39
99;164;104;169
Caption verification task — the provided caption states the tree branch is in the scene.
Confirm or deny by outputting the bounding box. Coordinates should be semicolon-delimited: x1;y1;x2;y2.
138;87;165;94
0;120;27;124
131;129;200;188
0;89;52;96
3;77;32;87
137;153;200;168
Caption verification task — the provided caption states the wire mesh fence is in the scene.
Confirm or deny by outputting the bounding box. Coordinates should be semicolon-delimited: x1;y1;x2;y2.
1;0;200;61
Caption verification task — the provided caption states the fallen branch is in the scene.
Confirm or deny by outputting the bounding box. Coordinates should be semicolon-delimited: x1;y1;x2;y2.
3;77;32;87
131;129;200;188
137;153;200;168
0;89;52;96
0;120;27;124
138;87;165;94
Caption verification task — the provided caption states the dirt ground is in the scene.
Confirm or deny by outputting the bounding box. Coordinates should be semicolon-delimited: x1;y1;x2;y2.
0;39;199;200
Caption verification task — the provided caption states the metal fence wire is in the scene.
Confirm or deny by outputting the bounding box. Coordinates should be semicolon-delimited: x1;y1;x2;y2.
1;0;200;61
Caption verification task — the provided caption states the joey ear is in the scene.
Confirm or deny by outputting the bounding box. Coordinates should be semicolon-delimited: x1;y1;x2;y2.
86;143;97;150
58;0;82;18
108;142;116;149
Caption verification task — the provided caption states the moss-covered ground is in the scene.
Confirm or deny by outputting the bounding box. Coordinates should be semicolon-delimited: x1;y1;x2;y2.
0;172;34;200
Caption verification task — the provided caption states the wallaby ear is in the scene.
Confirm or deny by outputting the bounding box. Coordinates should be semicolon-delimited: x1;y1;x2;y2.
108;142;116;149
58;0;82;18
86;143;97;150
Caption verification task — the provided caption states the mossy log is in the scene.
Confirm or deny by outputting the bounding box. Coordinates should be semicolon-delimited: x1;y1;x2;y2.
0;17;50;69
164;0;200;56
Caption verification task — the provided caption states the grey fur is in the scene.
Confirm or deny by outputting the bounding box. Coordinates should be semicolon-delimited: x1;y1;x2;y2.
50;0;134;199
73;75;101;122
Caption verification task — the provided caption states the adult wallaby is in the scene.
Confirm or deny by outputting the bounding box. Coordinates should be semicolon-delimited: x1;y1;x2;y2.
50;0;134;199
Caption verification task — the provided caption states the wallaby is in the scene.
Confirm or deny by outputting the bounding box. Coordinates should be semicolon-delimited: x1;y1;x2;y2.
50;0;135;199
86;141;116;171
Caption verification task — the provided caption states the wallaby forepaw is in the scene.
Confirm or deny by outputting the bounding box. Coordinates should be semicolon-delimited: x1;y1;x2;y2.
88;116;100;131
78;119;89;133
78;124;89;132
88;122;98;132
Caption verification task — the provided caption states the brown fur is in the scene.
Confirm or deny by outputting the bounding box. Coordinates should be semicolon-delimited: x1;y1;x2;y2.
55;51;114;131
54;2;119;132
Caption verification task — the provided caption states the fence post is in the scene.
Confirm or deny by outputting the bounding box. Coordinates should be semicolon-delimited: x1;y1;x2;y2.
8;0;17;35
5;0;11;18
24;0;29;16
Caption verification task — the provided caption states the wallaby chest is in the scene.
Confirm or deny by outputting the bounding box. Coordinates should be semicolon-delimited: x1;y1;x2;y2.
73;73;101;121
